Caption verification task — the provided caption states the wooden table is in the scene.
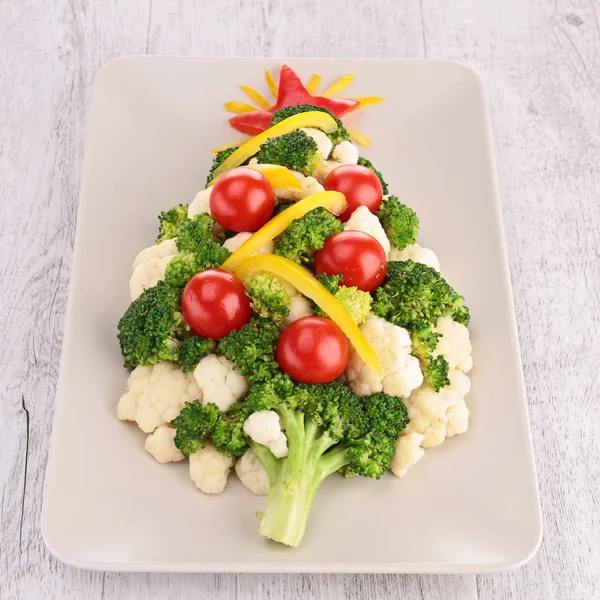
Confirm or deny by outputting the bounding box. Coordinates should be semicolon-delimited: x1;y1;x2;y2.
1;1;598;598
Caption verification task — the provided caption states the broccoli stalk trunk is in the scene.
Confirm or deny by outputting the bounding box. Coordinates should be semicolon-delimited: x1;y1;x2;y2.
254;409;349;547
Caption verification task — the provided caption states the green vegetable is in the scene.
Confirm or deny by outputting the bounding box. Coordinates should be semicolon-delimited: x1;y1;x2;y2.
376;196;419;251
271;104;350;146
244;273;291;326
157;204;188;243
178;336;215;372
357;157;389;195
207;147;238;185
273;207;343;264
312;274;372;325
171;379;409;547
422;355;450;391
257;130;321;176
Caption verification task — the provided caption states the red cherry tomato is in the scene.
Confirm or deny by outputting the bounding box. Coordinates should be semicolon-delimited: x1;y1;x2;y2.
323;164;383;222
210;167;275;232
315;231;387;292
182;269;251;339
276;316;349;384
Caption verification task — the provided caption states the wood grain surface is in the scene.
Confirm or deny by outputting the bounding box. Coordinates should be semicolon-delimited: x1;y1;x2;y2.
0;0;598;598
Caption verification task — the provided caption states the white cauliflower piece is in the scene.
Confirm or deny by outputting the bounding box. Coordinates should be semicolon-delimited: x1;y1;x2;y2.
344;205;391;255
130;239;178;300
188;187;212;218
117;362;202;434
145;425;184;463
332;140;359;164
388;243;440;272
273;170;325;203
222;231;274;255
189;442;235;494
132;238;178;271
282;295;313;328
194;354;249;411
243;410;288;458
433;316;473;373
300;127;333;159
391;432;425;477
345;315;423;397
315;160;341;182
235;448;269;495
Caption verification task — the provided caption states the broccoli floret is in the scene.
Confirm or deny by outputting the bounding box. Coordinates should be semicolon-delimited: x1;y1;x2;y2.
376;196;419;251
271;104;350;146
117;282;188;367
171;379;409;546
311;274;371;325
257;130;321;176
157;204;188;243
178;336;215;372
273;207;343;264
422;355;450;391
357;157;389;195
244;273;291;326
206;147;238;185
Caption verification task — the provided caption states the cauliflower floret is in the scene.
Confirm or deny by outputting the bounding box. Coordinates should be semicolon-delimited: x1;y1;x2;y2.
300;127;333;159
189;442;235;494
235;448;269;495
243;410;288;458
117;362;202;433
132;238;178;270
345;315;423;397
273;171;325;203
282;295;313;328
390;432;425;477
433;316;473;373
315;160;341;182
188;187;212;218
222;231;274;255
389;243;440;272
130;239;178;300
194;354;249;411
344;206;391;255
145;425;184;463
332;140;359;164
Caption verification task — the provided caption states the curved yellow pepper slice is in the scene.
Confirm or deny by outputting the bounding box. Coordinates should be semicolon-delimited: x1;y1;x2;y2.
211;111;339;180
207;164;302;191
346;127;372;148
235;254;383;377
221;191;346;272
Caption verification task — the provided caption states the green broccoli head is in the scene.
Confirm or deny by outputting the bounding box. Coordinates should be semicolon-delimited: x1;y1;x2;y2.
117;282;187;367
206;146;238;185
157;204;188;243
244;273;291;326
376;196;419;251
422;355;450;392
357;157;389;195
257;130;321;176
271;104;350;146
273;207;343;264
178;336;215;372
311;274;372;325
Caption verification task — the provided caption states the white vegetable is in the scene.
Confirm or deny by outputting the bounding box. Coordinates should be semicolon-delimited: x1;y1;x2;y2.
300;127;333;160
433;316;473;373
188;187;212;218
117;362;202;434
388;243;440;272
222;231;274;255
344;205;391;255
243;410;288;458
315;160;340;182
145;425;184;463
235;448;269;495
189;441;235;494
273;170;325;203
133;238;178;271
390;432;425;477
129;239;178;300
194;354;249;411
282;295;313;329
345;315;423;398
332;140;359;164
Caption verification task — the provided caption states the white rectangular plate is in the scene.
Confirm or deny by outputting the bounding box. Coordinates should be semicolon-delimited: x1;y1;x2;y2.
43;57;542;573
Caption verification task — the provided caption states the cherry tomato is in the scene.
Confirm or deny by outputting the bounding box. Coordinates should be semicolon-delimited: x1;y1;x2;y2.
315;231;387;292
323;164;383;222
276;316;349;384
182;269;251;339
210;167;275;232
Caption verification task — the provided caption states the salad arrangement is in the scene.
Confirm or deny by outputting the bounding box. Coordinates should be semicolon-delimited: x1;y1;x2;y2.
116;65;473;547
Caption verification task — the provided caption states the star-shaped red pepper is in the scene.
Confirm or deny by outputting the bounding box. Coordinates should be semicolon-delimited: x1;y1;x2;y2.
229;64;360;135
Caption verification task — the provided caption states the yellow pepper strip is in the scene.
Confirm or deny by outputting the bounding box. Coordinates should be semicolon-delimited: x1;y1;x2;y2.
211;112;339;180
356;96;386;109
221;191;346;272
235;254;383;377
321;75;356;97
207;164;302;191
347;127;373;148
306;73;321;94
225;101;257;114
265;69;278;97
211;139;250;154
240;85;270;109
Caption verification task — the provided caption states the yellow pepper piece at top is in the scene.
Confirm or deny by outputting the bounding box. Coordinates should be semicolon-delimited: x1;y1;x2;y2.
207;164;302;191
210;111;339;180
221;191;346;272
235;254;383;377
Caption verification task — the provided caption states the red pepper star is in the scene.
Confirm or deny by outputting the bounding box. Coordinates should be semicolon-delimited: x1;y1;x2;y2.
229;64;360;135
